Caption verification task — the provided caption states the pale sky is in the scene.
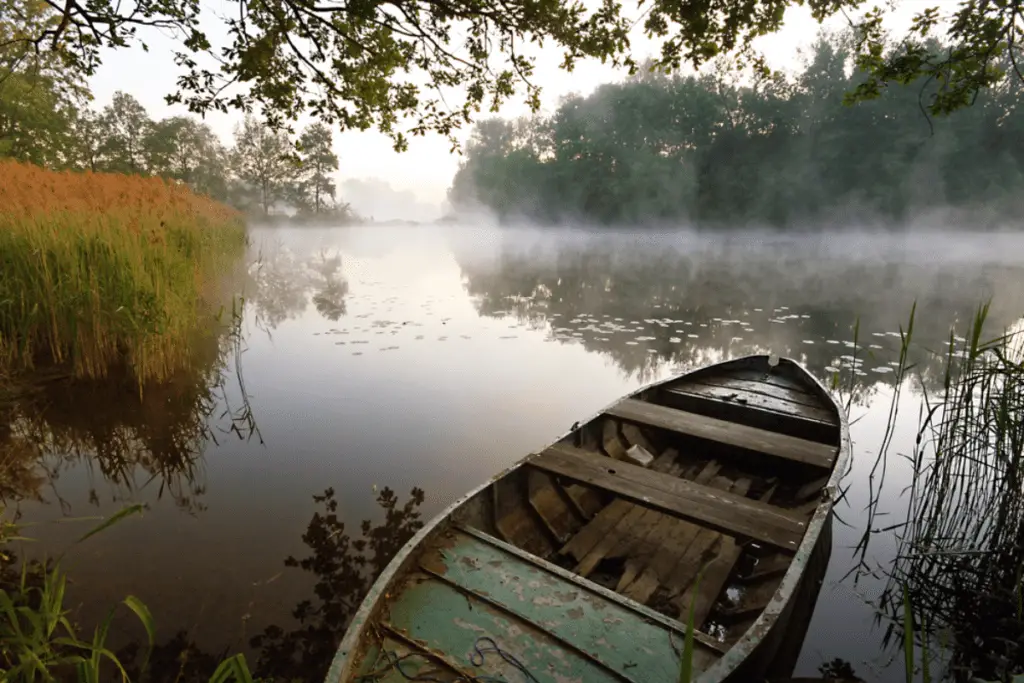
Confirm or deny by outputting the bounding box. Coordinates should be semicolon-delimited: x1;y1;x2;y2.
88;1;948;213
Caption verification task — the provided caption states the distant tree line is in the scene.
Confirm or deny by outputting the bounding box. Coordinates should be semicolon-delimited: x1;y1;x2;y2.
0;5;352;220
448;32;1024;228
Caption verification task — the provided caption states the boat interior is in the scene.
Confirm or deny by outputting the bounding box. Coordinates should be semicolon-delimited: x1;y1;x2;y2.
352;357;844;682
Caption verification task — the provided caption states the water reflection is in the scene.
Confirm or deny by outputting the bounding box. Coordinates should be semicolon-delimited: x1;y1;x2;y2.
250;486;425;680
453;230;1024;398
4;225;1024;683
0;321;260;514
109;485;426;682
249;240;351;328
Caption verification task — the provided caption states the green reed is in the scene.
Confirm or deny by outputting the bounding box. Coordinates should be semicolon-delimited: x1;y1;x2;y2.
855;302;1024;681
0;162;247;387
0;505;259;682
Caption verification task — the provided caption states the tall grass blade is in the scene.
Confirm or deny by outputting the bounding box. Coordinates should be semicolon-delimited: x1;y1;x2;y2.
903;585;914;683
75;504;145;545
123;594;155;668
208;653;256;683
874;307;1024;681
677;562;710;683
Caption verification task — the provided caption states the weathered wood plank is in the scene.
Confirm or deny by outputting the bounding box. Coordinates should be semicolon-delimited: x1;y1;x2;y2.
606;398;837;469
667;382;837;425
494;474;556;557
530;443;807;550
527;469;580;545
576;457;689;579
602;420;628;460
558;448;680;562
660;386;838;444
728;367;819;394
613;459;717;592
620;422;657;454
560;484;605;520
561;500;633;562
688;376;824;409
575;505;653;577
496;506;555;559
795;475;831;502
674;484;776;626
664;477;752;610
618;460;724;601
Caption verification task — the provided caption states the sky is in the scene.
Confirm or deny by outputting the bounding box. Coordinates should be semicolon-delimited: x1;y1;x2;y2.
87;0;949;216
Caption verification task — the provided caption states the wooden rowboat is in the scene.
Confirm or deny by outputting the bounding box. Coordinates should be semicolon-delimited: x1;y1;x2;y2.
329;354;850;682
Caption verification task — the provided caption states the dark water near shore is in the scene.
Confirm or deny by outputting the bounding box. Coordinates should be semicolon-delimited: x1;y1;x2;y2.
4;225;1024;681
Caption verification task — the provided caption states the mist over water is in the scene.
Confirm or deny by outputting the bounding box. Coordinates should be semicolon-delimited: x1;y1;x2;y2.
5;222;1024;682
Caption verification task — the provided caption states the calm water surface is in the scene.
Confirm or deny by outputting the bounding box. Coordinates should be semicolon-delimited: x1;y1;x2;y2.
6;225;1024;681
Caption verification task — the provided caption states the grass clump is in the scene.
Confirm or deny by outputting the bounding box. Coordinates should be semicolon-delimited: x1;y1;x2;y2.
0;505;258;682
0;161;247;385
852;303;1024;681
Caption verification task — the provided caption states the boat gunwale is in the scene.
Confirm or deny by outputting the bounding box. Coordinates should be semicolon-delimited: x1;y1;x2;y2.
695;356;851;682
326;354;849;683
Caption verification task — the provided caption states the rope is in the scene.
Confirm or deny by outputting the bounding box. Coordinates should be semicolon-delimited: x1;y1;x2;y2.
469;637;541;683
358;635;541;683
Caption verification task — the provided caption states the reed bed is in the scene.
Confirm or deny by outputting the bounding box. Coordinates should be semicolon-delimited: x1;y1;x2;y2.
872;306;1024;681
0;161;246;384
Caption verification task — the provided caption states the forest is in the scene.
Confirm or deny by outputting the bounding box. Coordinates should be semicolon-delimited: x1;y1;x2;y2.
0;2;349;221
4;89;348;219
447;33;1024;228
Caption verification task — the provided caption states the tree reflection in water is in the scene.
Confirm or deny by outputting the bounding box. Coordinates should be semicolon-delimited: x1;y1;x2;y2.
0;319;261;514
248;241;350;329
110;486;426;682
251;486;425;680
453;233;1024;403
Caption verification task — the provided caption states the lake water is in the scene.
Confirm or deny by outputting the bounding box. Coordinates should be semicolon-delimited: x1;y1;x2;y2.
5;224;1024;682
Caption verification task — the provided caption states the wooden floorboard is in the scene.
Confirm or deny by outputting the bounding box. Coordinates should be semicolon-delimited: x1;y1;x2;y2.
619;461;725;603
614;459;720;593
606;398;837;469
620;422;657;453
529;443;808;550
574;456;689;578
674;484;777;626
457;524;731;656
602;420;628;459
559;448;679;562
665;478;751;617
528;469;580;545
560;449;679;560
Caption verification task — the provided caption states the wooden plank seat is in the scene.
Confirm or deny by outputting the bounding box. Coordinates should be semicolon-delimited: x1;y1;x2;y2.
526;443;808;551
688;376;827;410
605;398;837;469
727;367;820;394
660;384;838;445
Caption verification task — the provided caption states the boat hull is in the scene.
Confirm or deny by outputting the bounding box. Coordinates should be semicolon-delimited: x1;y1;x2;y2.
329;354;851;683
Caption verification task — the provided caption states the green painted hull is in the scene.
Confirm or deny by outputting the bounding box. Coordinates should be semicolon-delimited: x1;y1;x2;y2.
329;354;852;683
